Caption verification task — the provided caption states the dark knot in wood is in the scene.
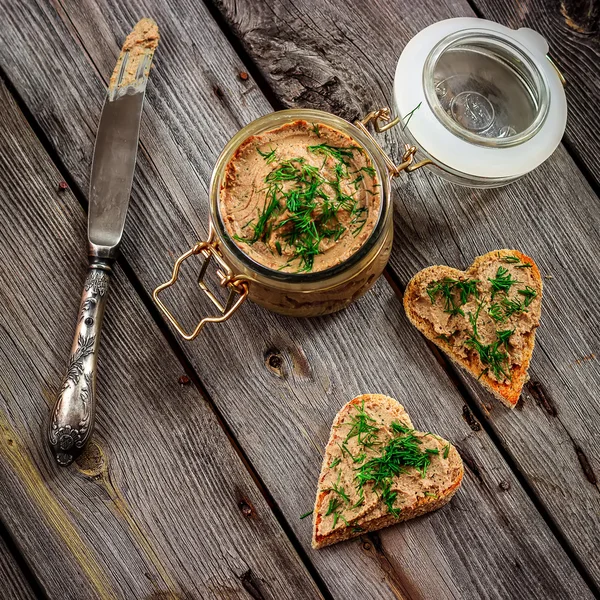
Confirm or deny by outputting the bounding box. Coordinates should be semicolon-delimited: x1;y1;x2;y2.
75;439;106;479
240;569;264;600
455;444;484;485
238;497;255;518
527;381;557;417
264;349;284;377
560;0;599;34
574;446;597;486
462;405;482;431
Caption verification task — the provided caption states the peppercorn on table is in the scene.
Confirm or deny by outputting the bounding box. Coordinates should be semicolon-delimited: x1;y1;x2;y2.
0;1;598;599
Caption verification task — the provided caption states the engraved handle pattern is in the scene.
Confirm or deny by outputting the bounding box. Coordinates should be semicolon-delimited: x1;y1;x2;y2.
48;260;112;466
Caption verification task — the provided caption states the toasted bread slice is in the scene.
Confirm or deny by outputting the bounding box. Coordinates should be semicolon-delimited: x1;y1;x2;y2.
404;250;542;408
312;394;463;549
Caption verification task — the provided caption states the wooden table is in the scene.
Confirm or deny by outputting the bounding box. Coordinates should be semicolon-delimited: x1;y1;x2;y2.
0;1;598;598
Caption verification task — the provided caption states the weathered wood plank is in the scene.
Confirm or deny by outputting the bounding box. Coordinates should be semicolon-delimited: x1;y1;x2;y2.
0;78;321;599
0;0;595;597
209;0;600;588
0;535;36;600
468;0;600;188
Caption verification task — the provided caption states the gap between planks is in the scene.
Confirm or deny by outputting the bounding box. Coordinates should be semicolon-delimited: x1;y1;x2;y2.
0;516;47;600
0;60;334;600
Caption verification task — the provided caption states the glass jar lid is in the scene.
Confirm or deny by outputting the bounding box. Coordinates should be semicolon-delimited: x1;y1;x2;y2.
394;18;567;180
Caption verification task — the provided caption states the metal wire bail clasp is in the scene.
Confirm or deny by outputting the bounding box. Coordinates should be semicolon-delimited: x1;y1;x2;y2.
354;107;432;177
153;237;249;341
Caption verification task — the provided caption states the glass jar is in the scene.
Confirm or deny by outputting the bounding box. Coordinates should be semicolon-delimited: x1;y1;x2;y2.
153;109;399;340
394;18;567;187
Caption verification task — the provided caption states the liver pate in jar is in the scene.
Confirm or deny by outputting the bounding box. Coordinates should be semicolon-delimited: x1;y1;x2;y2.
212;111;393;318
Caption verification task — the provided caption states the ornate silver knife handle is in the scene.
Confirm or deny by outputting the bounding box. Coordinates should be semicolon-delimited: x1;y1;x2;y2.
48;255;114;466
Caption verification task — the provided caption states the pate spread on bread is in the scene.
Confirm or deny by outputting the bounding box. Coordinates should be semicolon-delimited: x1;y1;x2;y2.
404;250;543;408
312;394;463;549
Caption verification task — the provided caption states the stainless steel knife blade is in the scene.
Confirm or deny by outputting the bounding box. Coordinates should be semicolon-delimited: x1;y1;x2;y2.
48;18;159;466
88;93;145;247
89;21;157;248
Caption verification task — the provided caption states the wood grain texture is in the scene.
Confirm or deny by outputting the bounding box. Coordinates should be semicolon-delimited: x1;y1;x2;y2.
0;79;321;600
0;0;596;597
209;0;600;587
468;0;600;187
0;535;36;600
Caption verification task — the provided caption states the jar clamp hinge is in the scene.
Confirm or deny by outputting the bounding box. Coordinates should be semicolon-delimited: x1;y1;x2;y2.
153;231;249;341
355;108;433;177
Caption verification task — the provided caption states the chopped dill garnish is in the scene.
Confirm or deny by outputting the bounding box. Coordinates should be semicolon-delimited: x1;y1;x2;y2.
344;399;380;448
501;297;527;319
496;329;514;347
360;166;376;176
324;474;352;530
265;158;308;183
338;442;353;459
402;102;422;131
457;280;480;304
488;266;519;299
243;188;281;243
354;423;435;517
352;452;367;464
351;174;364;190
390;421;409;435
257;146;277;164
488;303;504;322
489;298;527;322
381;486;400;517
300;510;313;519
236;136;375;273
350;205;368;237
424;492;438;498
443;443;450;459
426;278;479;316
351;494;364;510
308;143;362;165
325;496;342;517
326;470;351;503
465;336;510;381
469;301;484;339
518;286;537;307
352;525;364;533
502;254;532;268
332;511;349;529
329;457;341;469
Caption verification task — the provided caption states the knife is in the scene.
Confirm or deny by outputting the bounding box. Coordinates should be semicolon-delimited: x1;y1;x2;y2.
48;19;159;466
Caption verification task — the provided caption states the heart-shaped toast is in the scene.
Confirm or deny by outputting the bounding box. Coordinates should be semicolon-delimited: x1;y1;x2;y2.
404;250;543;408
312;394;463;549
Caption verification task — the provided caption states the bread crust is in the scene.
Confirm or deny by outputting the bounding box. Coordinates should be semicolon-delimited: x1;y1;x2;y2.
312;395;463;549
403;250;542;408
